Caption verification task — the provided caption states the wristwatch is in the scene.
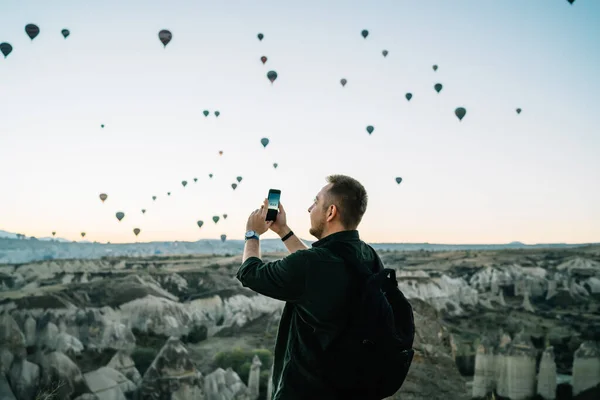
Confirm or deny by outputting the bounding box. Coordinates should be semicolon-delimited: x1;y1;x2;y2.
245;230;259;241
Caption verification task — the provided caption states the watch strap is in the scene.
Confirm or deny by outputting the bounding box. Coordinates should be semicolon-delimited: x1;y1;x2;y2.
281;230;294;242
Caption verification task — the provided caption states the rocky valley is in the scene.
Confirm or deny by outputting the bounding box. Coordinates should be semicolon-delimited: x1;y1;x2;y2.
1;243;599;400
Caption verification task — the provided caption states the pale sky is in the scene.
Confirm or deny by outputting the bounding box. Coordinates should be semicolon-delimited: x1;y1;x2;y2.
1;0;599;244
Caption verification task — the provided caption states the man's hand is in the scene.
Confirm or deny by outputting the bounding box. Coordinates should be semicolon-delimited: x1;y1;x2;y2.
269;201;289;237
246;199;274;235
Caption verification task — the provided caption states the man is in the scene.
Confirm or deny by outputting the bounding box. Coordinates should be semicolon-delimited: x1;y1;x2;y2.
236;174;383;400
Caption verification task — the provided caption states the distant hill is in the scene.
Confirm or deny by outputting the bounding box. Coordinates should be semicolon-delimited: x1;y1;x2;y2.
0;230;18;239
0;229;597;264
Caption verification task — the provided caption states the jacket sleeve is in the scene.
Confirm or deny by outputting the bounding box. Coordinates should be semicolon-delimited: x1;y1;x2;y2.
236;250;310;302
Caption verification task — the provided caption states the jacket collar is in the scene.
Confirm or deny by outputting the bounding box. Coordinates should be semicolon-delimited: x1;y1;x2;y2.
311;230;360;248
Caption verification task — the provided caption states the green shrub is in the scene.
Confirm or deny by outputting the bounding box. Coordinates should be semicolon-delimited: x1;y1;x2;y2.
184;325;208;344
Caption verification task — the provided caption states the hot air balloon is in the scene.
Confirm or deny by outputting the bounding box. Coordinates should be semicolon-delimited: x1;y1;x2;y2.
142;209;146;214
81;232;86;238
395;177;402;184
133;228;140;237
209;173;214;178
257;33;264;41
214;111;220;117
61;29;70;39
455;107;467;121
152;196;157;201
220;234;227;242
52;231;56;237
273;163;278;169
405;93;413;101
516;108;522;114
25;24;40;40
203;110;209;117
361;30;369;39
340;78;347;87
213;216;220;224
432;65;438;72
567;0;575;4
267;71;278;84
236;176;243;183
366;126;374;135
261;138;269;148
223;214;228;219
101;124;105;128
167;192;171;196
99;193;108;203
434;83;443;93
0;43;12;58
158;30;172;47
261;56;267;64
194;178;198;182
197;220;204;228
182;180;187;187
382;50;388;57
231;183;238;190
116;212;125;222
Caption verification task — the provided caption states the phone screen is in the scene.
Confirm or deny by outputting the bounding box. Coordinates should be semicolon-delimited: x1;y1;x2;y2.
268;190;281;210
266;189;281;221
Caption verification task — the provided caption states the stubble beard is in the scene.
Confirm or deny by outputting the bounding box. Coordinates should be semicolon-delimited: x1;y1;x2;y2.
309;219;325;240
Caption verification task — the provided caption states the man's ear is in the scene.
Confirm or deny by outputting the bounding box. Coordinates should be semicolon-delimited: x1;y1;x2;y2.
326;205;337;222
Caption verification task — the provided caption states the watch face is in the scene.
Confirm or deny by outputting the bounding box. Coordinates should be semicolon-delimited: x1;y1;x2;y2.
245;230;256;238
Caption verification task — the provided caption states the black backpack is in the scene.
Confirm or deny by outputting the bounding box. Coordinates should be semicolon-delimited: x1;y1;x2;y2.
321;243;415;399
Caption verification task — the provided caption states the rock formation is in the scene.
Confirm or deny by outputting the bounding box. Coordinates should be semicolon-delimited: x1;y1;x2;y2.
0;313;26;354
0;374;17;400
497;287;506;306
546;280;558;300
521;289;535;313
248;355;262;400
84;366;136;399
203;367;251;400
572;341;600;397
514;279;526;297
107;351;142;385
472;339;495;398
138;336;204;400
505;332;536;400
495;333;512;398
537;346;557;400
7;358;40;400
266;364;273;400
23;315;36;347
37;351;92;399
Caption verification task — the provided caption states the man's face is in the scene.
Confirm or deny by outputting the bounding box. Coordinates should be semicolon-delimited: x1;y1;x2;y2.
308;184;331;239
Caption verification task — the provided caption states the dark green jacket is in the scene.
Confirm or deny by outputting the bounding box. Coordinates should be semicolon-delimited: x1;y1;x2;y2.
236;230;381;400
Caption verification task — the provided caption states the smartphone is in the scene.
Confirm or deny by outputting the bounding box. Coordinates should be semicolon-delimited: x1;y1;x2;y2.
266;189;281;221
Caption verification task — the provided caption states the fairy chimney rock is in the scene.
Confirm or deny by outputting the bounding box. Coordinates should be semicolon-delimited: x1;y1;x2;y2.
572;341;600;396
248;355;262;400
495;333;512;398
537;346;557;400
472;339;495;398
522;290;535;313
506;333;536;400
